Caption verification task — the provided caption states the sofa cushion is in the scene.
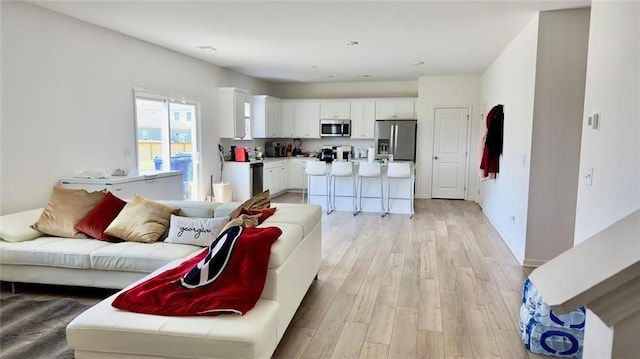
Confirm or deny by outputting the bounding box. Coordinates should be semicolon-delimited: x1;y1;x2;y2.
105;194;179;243
0;208;45;243
158;200;222;218
259;223;303;269
0;237;110;269
165;215;230;247
33;186;106;239
263;203;321;237
74;192;127;242
89;241;202;273
67;296;279;359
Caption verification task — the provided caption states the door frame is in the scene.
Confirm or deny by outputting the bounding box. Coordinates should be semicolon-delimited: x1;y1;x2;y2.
431;106;473;200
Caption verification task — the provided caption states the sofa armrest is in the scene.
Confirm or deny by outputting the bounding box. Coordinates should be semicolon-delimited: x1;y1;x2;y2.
0;208;45;242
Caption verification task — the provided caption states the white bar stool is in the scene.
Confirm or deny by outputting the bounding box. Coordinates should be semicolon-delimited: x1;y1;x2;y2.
356;162;384;217
330;161;356;215
386;162;415;218
303;160;331;214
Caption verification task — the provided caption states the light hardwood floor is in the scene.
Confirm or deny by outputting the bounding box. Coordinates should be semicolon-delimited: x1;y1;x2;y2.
1;194;543;359
272;193;544;359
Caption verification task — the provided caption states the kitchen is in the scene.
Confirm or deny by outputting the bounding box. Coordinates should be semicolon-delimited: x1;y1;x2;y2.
221;91;417;215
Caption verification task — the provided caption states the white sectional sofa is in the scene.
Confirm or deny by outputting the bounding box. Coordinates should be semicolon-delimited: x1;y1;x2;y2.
0;201;322;359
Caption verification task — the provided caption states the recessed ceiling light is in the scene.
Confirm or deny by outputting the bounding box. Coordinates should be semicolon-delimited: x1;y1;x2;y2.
346;41;359;46
197;46;217;51
413;61;425;66
310;65;318;69
357;74;371;78
328;75;335;78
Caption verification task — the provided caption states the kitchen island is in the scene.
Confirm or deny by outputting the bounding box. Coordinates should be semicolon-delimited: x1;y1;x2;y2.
305;159;415;215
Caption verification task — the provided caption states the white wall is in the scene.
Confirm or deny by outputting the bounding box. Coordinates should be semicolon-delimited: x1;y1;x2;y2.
480;15;539;264
0;1;270;214
574;1;640;245
525;8;590;266
417;76;481;199
573;2;639;356
270;80;418;99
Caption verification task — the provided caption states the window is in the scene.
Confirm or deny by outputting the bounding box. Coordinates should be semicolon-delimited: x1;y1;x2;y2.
134;90;200;200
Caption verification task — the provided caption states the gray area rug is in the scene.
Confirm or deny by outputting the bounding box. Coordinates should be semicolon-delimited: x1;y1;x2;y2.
1;296;90;359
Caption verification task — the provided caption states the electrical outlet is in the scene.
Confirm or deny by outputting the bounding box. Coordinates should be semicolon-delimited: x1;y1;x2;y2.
123;148;131;158
510;215;516;224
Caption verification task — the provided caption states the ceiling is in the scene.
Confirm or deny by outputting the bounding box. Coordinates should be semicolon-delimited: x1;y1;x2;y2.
29;1;590;83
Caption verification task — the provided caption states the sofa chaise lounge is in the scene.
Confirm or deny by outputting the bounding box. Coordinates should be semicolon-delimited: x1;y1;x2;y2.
0;200;322;359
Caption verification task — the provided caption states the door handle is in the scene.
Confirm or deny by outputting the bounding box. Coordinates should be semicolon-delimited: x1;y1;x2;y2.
434;156;439;160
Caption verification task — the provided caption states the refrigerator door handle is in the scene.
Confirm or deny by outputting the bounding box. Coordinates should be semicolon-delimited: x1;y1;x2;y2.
393;124;399;155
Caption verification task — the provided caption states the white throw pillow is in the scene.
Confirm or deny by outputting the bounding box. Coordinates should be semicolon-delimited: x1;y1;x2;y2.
0;208;45;242
166;215;230;247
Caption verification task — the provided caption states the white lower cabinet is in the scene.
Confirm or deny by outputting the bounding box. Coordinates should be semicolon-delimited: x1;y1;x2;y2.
264;160;288;195
287;158;307;190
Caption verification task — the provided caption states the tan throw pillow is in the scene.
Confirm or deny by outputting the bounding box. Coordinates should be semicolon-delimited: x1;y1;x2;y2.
33;186;106;238
229;189;271;218
104;194;179;243
221;214;260;232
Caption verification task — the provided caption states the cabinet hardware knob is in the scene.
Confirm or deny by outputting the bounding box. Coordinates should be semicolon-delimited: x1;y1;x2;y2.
434;156;439;160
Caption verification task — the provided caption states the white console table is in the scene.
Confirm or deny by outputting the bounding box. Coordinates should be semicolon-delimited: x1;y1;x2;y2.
529;209;640;359
60;171;183;200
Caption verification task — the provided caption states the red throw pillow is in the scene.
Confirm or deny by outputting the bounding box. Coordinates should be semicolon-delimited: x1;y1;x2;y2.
238;207;277;224
75;192;126;242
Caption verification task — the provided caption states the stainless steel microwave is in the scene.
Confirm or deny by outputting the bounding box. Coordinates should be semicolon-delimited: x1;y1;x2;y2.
320;119;351;137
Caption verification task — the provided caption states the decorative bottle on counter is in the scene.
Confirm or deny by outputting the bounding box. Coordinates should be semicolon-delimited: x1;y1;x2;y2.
368;146;375;162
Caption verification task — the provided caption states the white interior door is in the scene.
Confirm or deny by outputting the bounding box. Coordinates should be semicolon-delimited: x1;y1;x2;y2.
432;107;469;199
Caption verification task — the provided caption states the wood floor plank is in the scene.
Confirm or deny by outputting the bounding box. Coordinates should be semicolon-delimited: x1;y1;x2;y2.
273;328;316;359
358;342;389;359
441;293;473;358
329;322;367;359
418;278;443;332
388;307;418;359
417;330;445;359
494;328;530;359
348;274;382;324
397;264;420;308
302;292;357;359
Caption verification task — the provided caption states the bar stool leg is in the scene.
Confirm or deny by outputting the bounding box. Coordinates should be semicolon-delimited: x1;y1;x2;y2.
326;174;334;214
380;176;386;217
354;176;362;216
386;177;391;216
352;174;357;215
410;175;415;219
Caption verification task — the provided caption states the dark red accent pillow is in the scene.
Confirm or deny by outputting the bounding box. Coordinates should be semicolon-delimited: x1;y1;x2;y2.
238;207;277;224
75;192;126;242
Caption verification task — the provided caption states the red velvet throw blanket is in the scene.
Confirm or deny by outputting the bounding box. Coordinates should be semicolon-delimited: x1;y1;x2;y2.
112;226;281;316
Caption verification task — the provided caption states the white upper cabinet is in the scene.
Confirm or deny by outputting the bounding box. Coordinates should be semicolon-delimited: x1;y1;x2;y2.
219;87;251;139
320;100;351;119
375;99;416;119
281;100;295;138
252;95;281;138
350;100;376;139
293;100;321;138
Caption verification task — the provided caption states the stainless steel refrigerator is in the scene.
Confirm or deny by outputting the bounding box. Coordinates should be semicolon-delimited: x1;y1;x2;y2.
374;120;417;161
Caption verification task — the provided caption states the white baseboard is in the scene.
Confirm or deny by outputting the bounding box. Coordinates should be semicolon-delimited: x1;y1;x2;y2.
523;258;547;268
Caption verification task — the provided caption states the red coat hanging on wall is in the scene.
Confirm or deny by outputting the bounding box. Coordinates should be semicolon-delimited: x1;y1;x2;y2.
480;104;504;179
